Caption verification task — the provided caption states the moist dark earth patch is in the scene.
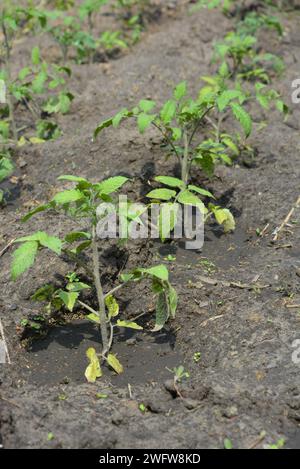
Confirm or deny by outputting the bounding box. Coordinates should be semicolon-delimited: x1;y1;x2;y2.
26;320;180;387
1;1;300;449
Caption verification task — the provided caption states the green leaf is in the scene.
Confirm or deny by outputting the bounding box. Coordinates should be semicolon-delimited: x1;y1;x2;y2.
107;353;123;374
178;190;207;213
64;231;91;243
201;75;219;86
0;156;14;182
31;46;40;65
58;92;73;114
219;61;229;77
276;100;289;115
160;100;176;124
146;188;176;201
158;203;179;241
188;185;214;198
86;313;100;324
224;438;233;449
217;90;243;112
142;265;169;281
105;295;119;319
116;320;143;330
58;290;79;312
174;81;187;100
112;108;131;128
52;189;84;205
137;113;154;133
40;235;62;255
167;285;178;318
120;273;135;283
172;127;182;141
230;102;252;137
85;347;102;383
69;240;91;255
98;176;128;195
29;137;45;145
153;292;169;332
31;284;55;302
66;282;90;292
22;204;51;222
154;176;184;189
32;70;47;94
11;241;38;280
222;137;239;156
94;118;113;138
57;175;89;184
15;232;62;255
139;99;156;113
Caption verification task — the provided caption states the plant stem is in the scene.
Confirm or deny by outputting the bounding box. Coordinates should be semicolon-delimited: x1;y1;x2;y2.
91;225;109;355
78;300;98;316
107;323;114;352
216;113;224;143
181;129;189;186
152;122;181;164
189;106;214;147
1;13;17;142
88;12;93;34
104;282;127;299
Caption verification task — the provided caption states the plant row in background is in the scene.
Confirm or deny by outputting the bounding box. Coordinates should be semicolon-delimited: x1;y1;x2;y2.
5;0;289;381
0;0;153;202
94;0;288;235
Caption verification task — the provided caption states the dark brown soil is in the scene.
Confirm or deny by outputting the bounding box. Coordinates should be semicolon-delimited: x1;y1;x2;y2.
1;0;300;449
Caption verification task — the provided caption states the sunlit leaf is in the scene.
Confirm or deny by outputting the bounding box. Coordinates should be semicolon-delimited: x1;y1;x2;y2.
58;290;79;312
11;241;38;280
154;176;184;189
146;188;176;201
116;320;143;330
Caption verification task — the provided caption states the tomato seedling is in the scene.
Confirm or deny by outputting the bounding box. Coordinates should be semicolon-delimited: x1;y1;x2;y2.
11;175;178;382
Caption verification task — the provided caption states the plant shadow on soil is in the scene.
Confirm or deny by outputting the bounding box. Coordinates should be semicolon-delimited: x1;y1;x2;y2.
26;319;182;388
0;177;22;209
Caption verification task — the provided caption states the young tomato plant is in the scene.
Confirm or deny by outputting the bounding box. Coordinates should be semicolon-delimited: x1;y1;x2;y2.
95;80;251;181
11;175;178;382
0;149;14;204
0;4;51;141
201;64;288;157
94;80;256;232
214;32;284;82
191;0;233;14
236;11;283;37
114;0;151;45
0;45;73;142
78;0;109;33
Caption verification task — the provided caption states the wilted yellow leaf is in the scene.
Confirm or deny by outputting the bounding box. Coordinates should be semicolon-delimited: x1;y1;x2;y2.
85;347;102;383
107;353;123;374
